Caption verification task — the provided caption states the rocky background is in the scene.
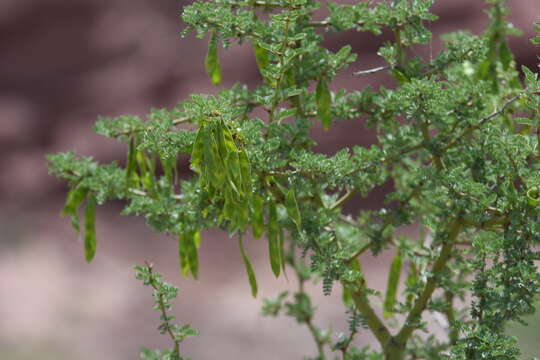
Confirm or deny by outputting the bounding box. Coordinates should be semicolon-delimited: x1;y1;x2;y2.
0;1;539;359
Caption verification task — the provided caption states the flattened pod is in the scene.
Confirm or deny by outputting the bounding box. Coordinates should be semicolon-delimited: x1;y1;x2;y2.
316;78;332;129
253;42;269;72
252;195;264;239
190;125;206;174
62;186;89;233
125;137;138;190
405;261;418;306
383;252;402;318
84;197;97;263
205;32;221;85
267;199;281;277
285;188;301;232
179;231;200;279
238;234;258;297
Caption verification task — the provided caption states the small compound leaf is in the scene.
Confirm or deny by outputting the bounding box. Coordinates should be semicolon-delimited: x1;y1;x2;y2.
316;78;332;129
384;252;402;318
61;186;89;233
205;32;221;85
84;197;97;263
267;199;281;277
238;234;258;297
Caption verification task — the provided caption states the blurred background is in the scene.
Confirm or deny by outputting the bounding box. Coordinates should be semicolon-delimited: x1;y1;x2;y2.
0;0;539;359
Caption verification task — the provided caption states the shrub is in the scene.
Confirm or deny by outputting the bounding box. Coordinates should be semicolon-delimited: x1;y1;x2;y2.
47;1;540;359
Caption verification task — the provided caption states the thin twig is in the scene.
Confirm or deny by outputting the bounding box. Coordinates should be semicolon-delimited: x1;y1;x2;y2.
297;265;327;359
113;116;192;137
129;188;182;200
309;20;330;27
353;65;391;76
330;189;357;210
146;262;181;357
346;280;392;348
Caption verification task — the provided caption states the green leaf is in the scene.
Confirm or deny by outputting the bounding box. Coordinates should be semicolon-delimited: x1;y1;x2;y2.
383;252;402;318
179;231;200;279
61;186;89;233
285;188;301;232
267;198;281;277
238;234;258;297
252;194;265;239
205;32;221;85
84;197;97;263
335;45;352;62
391;69;410;84
277;108;297;122
316;78;332;129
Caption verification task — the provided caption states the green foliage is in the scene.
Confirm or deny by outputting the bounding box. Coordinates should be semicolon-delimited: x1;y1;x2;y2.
136;263;199;360
47;0;540;359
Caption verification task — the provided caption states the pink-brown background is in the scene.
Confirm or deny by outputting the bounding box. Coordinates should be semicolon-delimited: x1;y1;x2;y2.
1;1;539;359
